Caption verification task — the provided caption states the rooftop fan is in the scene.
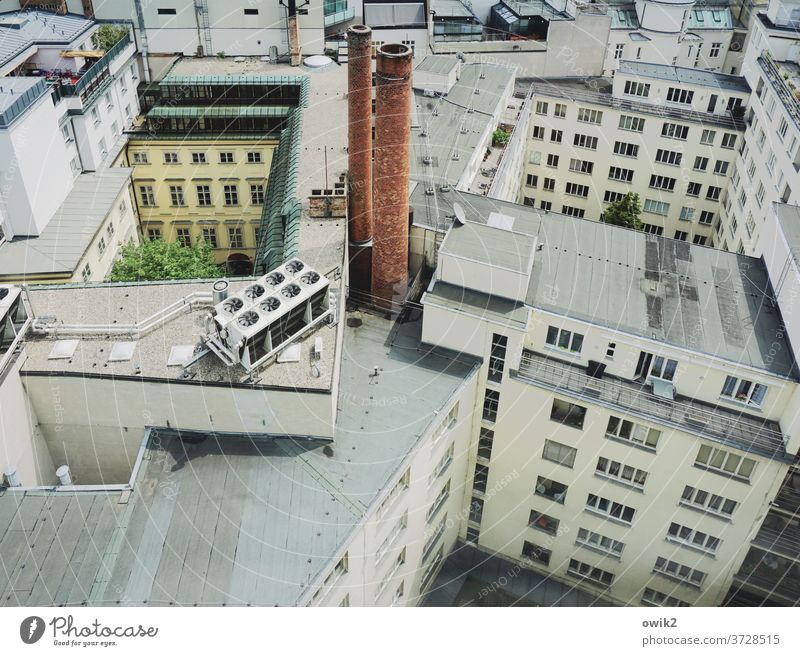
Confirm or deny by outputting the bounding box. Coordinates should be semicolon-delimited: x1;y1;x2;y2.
222;297;244;314
285;260;305;274
265;272;285;286
261;296;281;312
300;271;320;285
281;283;302;298
237;311;260;328
244;284;265;300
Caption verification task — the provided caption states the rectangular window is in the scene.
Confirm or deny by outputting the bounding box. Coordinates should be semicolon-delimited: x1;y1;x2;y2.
545;326;584;353
662;123;689;140
196;185;212;206
693;235;707;245
700;129;716;145
488;333;507;383
542;439;577;468
478;428;494;461
586;493;635;524
426;480;450;521
522;541;552;566
567;559;614;587
576;528;625;557
655;149;682;166
649;175;676;191
720;375;767;407
228;226;243;248
643;223;664;236
679;207;695;222
531;125;545;140
573;134;598;150
654;557;706;587
535;101;549;115
550;398;586;429
176;227;191;247
613;141;638;158
714;160;730;175
709;42;721;57
608;166;634;183
157;7;177;14
543;178;556;191
596;457;648;489
139;185;155;206
554;103;567;118
695;444;756;481
624;81;650;97
699;210;714;225
667;522;721;554
164;152;179;164
693;156;709;171
250;184;265;205
540;200;552;211
550;129;563;143
681;485;737;517
643;199;669;215
247;151;263;163
603;190;625;204
201;227;218;248
614;44;624;59
169;185;185;206
219;151;234;163
133;152;149;164
569;158;594;175
561;205;585;218
473;465;488;494
642;588;689;607
618;115;645;132
565;182;590;198
687;182;701;197
546;154;559;168
577;108;603;124
146;228;161;240
529;510;559;535
191;152;207;164
526;174;538;188
535;476;568;503
721;133;737;149
483;389;500;423
674;231;688;241
666;87;694;104
223;184;239;206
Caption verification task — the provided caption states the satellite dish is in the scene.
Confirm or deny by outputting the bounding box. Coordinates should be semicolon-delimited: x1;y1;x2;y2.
453;202;466;225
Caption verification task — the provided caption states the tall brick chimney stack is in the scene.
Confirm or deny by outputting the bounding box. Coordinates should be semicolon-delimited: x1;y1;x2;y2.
372;43;413;308
287;0;302;66
347;25;374;292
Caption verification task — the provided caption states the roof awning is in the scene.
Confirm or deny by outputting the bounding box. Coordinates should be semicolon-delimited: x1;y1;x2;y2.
59;50;105;58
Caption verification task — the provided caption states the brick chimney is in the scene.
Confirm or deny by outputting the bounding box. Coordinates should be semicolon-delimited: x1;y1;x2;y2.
347;25;374;291
287;0;302;66
372;43;413;308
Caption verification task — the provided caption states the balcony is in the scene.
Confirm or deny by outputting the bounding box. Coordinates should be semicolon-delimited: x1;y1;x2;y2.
733;547;800;602
514;350;787;461
752;512;800;561
772;468;800;515
759;53;800;133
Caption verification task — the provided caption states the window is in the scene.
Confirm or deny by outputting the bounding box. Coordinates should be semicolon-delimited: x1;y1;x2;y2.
550;129;563;143
604;190;625;204
624;81;650;97
561;205;585;218
247;151;262;163
706;186;721;200
679;207;695;222
250;184;265;205
667;523;721;554
662;123;689;140
687;182;701;197
111;120;119;135
540;200;552;211
546;154;559;168
554;103;566;118
90;107;100;125
157;7;177;14
228;226;243;248
223;184;239;206
565;182;589;198
531;125;545;140
700;129;716;145
473;465;488;494
643;199;669;216
642;588;689;608
576;528;624;557
618;115;645;132
778;117;788;141
535;101;548;115
693;156;709;171
674;231;688;241
522;541;551;566
423;515;447;562
693;235;707;246
488;333;507;383
608;166;634;183
201;227;218;248
756;182;765;207
721;375;767;407
107;221;115;238
377;469;410;518
543;177;556;191
545;326;584;353
535;476;568;503
642;223;664;236
375;510;407;565
196;185;212;206
219;151;234;164
139;185;155;206
478;428;494;461
191;152;207;164
483;389;500;422
523;197;536;207
714;160;730;175
613;141;638;158
543;440;577;468
550;398;586;429
709;42;721;57
133;152;149;164
61;124;72;142
654;557;706;587
586;493;635;524
666;87;694;104
569;158;594;175
695;444;756;481
526;174;538;188
427;480;450;521
577;108;603;124
567;559;614;587
698;210;714;225
176;227;191;247
655;149;682;166
614;44;624;60
636;353;677;380
169;185;185;206
146;227;161;240
529;510;559;535
98;138;108;158
680;485;737;517
596;457;648;489
97;236;106;256
721;133;737;149
573;133;598;150
164;152;179;164
81;263;92;282
244;7;258;15
650;175;676;191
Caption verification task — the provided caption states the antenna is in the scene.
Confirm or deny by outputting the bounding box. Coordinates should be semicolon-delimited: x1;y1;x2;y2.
453;203;466;225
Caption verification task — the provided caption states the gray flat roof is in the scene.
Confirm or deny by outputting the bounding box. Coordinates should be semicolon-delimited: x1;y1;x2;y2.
425;281;530;328
440;220;535;274
0;76;44;113
0;10;95;69
0;168;132;278
618;60;750;93
411;61;515;188
773;202;800;270
411;187;798;380
0;311;478;606
415;55;460;76
431;0;476;18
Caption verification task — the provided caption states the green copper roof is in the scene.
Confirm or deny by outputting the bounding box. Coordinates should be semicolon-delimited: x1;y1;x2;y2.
147;105;293;119
160;74;309;86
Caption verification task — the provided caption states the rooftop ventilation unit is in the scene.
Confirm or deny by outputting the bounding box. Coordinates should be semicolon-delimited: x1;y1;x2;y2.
205;259;333;372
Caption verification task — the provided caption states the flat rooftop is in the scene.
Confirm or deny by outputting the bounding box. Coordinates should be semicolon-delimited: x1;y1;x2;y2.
0;168;132;279
0;311;478;606
618;60;750;93
412;187;798;380
0;10;96;71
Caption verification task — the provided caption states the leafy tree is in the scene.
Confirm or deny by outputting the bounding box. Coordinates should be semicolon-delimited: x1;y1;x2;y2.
492;128;510;146
92;24;129;52
600;192;643;230
109;239;223;282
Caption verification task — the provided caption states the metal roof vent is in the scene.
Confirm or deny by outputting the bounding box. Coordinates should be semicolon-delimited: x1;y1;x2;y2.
260;296;281;312
425;186;435;195
243;284;265;300
109;341;136;362
48;339;79;360
300;271;321;285
221;296;244;314
265;271;285;287
237;311;261;328
284;259;305;275
281;283;302;299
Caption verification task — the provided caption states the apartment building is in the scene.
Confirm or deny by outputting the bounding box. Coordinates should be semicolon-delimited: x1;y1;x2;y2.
716;0;800;256
413;186;800;607
516;61;749;243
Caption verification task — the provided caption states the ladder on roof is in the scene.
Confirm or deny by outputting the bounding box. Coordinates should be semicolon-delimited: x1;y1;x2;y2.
195;0;213;56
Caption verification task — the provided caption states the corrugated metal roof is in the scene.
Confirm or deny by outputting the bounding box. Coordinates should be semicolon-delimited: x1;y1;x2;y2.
618;60;750;92
0;10;95;69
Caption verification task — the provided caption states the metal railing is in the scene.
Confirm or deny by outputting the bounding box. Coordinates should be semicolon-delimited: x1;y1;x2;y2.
752;523;800;561
759;53;800;133
514;350;786;460
324;6;355;27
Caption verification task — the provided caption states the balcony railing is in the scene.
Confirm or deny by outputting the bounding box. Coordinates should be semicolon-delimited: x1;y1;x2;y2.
733;547;800;601
514;350;787;461
53;32;133;105
759;53;800;133
752;521;800;562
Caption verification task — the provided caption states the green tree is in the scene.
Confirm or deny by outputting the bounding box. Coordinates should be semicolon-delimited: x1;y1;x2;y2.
92;24;129;51
109;239;223;282
600;192;643;230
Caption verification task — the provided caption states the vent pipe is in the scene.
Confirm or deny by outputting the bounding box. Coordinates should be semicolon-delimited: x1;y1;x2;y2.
212;279;229;305
3;466;19;487
56;465;72;486
372;43;413;308
347;25;374;291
